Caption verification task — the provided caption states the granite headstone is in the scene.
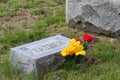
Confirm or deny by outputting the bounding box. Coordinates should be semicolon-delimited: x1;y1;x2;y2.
10;35;70;75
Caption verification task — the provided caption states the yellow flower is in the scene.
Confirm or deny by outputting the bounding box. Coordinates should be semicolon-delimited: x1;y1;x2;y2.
68;46;76;55
60;47;69;56
75;51;86;56
60;51;68;57
74;44;84;52
69;39;81;46
60;46;75;56
69;39;76;46
61;38;86;57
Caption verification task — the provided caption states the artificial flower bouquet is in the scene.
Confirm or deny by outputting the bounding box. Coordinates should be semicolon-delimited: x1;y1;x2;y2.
60;33;94;64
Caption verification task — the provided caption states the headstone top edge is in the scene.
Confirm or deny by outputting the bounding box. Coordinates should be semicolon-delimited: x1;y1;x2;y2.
11;35;69;49
11;35;70;59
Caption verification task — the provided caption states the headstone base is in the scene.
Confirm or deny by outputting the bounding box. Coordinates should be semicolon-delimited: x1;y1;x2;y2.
69;20;120;37
10;51;64;75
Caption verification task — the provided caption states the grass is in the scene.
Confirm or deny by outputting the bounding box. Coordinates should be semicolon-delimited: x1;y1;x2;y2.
0;0;120;80
0;0;9;3
0;6;7;17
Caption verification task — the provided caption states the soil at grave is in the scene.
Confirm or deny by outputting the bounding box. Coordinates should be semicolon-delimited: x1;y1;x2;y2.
0;0;64;35
84;57;102;66
0;8;45;35
0;1;52;35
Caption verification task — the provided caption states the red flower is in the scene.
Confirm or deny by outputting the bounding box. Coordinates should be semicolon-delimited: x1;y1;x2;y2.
75;38;82;43
82;33;94;42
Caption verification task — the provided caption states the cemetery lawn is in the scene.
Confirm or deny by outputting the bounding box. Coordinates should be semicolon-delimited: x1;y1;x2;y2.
0;0;120;80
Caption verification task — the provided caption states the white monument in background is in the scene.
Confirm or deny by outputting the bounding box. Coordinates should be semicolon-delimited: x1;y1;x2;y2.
66;0;120;37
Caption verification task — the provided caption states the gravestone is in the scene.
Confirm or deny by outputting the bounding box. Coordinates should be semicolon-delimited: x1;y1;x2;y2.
10;35;70;75
66;0;120;37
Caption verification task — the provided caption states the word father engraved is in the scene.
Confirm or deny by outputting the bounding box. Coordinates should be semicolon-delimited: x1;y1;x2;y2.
22;37;67;56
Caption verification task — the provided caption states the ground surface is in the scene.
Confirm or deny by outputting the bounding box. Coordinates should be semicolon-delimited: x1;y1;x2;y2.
0;0;120;80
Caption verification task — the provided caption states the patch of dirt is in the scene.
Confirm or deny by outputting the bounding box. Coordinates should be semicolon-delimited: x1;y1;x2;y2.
0;2;7;6
0;28;3;35
85;57;102;66
0;55;8;64
0;0;65;36
0;8;45;35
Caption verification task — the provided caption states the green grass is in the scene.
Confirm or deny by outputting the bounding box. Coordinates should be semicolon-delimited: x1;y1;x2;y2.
0;0;120;80
46;1;58;7
0;0;9;3
0;12;5;17
29;8;45;15
0;6;7;17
